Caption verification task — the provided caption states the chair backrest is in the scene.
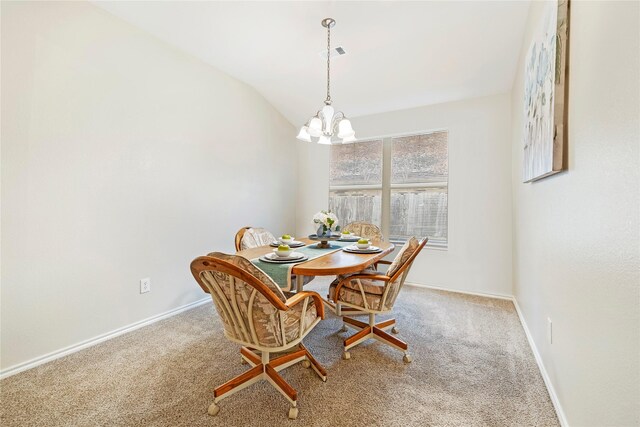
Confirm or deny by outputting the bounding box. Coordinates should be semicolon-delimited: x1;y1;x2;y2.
190;252;289;348
342;221;384;242
381;237;428;310
235;226;277;251
234;227;251;251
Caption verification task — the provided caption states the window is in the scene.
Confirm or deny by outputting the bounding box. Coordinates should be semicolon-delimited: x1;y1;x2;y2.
329;139;383;227
329;131;448;248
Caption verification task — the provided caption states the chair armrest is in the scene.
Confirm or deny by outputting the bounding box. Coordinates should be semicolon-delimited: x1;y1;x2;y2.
373;259;391;273
334;274;391;300
339;274;391;283
285;291;325;319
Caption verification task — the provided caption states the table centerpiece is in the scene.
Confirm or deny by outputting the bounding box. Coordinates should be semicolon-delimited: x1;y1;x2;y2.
309;210;341;248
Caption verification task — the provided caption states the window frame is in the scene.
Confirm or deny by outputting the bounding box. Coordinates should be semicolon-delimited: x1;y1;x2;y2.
329;129;449;250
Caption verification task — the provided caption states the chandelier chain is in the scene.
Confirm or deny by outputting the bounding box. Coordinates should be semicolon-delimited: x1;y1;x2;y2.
325;22;331;105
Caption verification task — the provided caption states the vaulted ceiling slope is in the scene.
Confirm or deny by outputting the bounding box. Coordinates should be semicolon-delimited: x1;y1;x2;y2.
95;1;530;126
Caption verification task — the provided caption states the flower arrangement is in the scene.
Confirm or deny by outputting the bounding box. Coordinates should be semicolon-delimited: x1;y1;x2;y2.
313;210;340;236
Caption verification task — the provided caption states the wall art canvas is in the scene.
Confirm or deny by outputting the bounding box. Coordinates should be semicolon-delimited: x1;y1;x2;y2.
523;0;570;182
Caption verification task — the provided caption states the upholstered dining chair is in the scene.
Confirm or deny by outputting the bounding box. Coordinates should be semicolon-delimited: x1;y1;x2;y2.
342;221;384;242
234;226;278;251
190;252;327;420
234;226;314;288
327;237;427;363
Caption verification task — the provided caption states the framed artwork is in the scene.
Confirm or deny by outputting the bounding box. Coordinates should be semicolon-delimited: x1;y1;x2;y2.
523;0;570;182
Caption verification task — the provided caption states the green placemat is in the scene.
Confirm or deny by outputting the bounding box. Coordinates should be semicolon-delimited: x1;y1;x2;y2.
251;241;353;291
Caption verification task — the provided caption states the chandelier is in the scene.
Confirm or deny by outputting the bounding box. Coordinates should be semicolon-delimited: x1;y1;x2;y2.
297;18;356;145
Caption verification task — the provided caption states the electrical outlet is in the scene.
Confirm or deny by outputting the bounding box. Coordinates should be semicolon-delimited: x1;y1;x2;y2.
547;317;553;344
140;278;151;294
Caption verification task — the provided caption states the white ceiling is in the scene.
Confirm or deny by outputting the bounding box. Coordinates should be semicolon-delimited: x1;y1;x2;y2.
95;1;531;126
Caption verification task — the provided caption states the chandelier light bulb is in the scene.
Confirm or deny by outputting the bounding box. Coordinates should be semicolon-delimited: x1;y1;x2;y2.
318;135;332;145
342;135;357;143
307;117;323;137
337;119;355;139
296;126;312;142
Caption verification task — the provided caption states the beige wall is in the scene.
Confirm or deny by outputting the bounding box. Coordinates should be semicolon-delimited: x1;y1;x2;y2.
297;94;514;297
1;1;297;371
3;3;639;424
511;1;640;425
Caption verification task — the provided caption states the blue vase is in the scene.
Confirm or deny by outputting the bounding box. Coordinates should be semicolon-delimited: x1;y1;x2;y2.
316;225;326;237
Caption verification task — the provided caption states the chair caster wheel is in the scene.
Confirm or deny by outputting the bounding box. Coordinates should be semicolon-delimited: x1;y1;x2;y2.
392;326;399;334
340;325;348;333
403;354;412;363
301;360;311;368
288;406;298;419
208;402;220;416
342;351;351;360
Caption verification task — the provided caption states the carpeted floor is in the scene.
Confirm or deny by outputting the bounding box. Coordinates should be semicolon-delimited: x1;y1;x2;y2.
0;280;559;426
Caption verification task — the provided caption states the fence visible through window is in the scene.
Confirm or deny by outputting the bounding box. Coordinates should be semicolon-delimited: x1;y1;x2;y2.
329;131;448;248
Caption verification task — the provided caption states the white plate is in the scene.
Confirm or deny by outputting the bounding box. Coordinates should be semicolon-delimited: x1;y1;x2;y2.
270;241;305;248
338;235;361;242
343;245;382;254
269;251;304;260
259;252;309;263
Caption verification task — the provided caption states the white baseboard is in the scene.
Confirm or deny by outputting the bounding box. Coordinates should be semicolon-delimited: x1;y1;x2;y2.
0;297;210;380
405;281;568;426
404;281;514;300
512;298;569;427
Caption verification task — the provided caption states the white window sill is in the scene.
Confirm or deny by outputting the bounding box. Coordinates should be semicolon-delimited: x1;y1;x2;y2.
389;239;448;251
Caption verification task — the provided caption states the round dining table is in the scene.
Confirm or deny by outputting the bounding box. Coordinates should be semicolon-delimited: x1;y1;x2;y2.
236;237;395;292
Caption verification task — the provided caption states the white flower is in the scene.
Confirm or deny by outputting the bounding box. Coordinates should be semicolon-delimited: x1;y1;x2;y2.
327;212;338;226
313;212;326;224
312;210;339;228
